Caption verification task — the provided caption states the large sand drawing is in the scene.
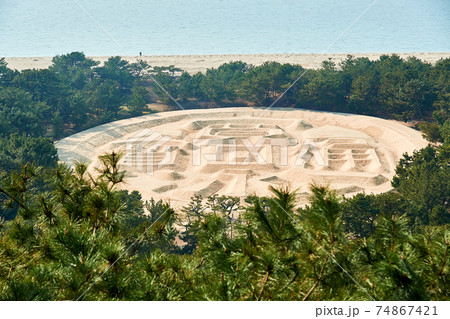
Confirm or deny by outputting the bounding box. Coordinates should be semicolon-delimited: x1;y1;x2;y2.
56;108;428;207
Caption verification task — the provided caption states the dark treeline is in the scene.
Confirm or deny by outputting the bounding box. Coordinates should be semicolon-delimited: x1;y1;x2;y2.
1;52;449;141
0;52;152;140
158;55;450;123
0;52;448;300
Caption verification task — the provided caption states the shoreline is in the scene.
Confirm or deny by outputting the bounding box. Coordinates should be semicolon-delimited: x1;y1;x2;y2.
4;52;450;74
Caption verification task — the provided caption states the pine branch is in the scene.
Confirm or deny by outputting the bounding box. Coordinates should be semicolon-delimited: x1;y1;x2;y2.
257;271;269;301
0;186;30;215
439;243;448;276
302;255;329;301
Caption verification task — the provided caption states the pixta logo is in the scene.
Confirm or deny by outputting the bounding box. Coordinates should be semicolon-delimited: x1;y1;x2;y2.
192;137;325;167
124;129;173;175
124;129;326;175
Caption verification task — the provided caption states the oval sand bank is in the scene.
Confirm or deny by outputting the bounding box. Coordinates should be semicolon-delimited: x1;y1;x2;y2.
56;108;428;207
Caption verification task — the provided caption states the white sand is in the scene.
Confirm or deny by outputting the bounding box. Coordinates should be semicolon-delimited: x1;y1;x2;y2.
4;52;450;73
56;107;428;208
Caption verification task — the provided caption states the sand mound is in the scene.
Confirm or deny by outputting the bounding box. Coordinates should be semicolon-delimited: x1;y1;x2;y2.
153;184;178;193
56;107;428;207
183;121;202;130
371;174;390;186
260;176;286;184
337;186;365;195
296;119;313;130
153;170;185;181
302;126;374;141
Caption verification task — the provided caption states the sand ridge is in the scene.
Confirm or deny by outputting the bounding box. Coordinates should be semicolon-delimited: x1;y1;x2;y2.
4;52;450;73
56;107;428;207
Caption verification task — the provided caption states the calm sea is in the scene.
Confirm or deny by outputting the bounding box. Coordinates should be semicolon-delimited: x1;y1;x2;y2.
0;0;449;57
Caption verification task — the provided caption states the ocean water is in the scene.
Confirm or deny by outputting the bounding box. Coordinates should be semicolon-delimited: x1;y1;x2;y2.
0;0;449;57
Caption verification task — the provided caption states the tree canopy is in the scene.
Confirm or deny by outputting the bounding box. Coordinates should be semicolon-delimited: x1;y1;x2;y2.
0;158;447;300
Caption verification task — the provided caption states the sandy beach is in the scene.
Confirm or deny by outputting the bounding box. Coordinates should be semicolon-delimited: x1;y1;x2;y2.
4;52;450;74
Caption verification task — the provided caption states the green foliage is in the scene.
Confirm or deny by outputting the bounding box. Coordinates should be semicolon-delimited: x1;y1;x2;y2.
179;194;206;254
96;56;134;91
0;134;58;221
149;68;179;105
135;53;448;123
419;121;443;143
0;134;58;173
392;145;449;225
127;80;148;115
0;155;448;300
0;87;47;137
141;198;178;254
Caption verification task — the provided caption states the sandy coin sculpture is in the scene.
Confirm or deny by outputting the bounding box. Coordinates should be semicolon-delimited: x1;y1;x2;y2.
56;108;428;207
